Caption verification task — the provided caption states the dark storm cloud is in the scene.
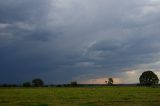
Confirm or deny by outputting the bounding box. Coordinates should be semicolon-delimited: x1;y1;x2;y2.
1;0;160;84
0;0;52;22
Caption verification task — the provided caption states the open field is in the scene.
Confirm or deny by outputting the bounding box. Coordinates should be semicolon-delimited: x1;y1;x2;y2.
0;87;160;106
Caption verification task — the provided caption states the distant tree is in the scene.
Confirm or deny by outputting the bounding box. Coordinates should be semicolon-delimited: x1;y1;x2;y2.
70;81;77;87
106;78;113;86
22;82;31;87
32;78;44;87
139;71;159;86
105;80;108;84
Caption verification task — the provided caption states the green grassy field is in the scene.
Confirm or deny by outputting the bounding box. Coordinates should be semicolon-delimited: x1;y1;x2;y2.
0;87;160;106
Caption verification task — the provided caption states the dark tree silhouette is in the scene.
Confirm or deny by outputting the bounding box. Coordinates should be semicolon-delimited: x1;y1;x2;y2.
106;78;113;85
139;71;159;86
32;78;44;87
108;78;113;85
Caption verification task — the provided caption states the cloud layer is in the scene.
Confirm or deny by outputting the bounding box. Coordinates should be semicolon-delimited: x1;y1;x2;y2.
1;0;160;84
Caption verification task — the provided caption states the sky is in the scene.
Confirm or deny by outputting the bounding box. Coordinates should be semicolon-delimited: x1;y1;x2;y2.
1;0;160;84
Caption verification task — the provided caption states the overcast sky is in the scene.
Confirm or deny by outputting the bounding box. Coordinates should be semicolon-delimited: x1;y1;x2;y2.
1;0;160;84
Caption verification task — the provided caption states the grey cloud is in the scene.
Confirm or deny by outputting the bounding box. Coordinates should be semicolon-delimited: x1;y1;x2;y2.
0;0;52;23
0;0;160;84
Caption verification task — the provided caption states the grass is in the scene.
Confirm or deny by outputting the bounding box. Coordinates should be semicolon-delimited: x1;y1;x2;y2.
0;86;160;106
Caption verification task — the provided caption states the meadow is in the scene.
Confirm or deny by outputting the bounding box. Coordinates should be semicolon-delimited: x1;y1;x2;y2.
0;86;160;106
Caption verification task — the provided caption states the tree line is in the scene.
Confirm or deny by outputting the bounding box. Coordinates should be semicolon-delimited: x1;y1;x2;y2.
0;70;159;87
0;79;78;87
0;78;44;87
